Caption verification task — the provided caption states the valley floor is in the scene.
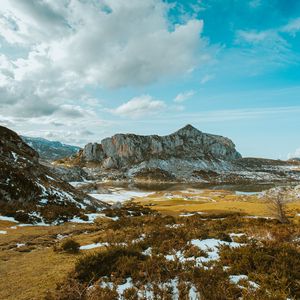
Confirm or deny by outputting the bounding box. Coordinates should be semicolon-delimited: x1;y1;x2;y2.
0;190;300;300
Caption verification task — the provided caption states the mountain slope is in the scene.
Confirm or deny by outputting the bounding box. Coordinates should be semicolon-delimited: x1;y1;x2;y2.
0;126;107;224
21;136;80;161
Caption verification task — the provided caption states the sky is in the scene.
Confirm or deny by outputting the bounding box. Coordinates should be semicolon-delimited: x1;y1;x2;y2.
0;0;299;159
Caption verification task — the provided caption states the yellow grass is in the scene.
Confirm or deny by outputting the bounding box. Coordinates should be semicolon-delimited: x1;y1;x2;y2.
0;222;100;300
1;189;299;299
134;189;300;217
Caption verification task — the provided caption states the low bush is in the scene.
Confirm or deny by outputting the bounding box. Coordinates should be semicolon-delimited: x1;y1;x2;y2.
60;239;80;254
75;246;146;283
219;242;300;299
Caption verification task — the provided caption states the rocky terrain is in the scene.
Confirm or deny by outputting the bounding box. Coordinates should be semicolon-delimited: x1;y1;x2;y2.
289;157;300;162
21;136;80;161
55;125;300;184
0;126;107;224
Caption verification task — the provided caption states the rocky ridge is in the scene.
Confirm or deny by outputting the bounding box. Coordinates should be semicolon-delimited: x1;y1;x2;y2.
0;126;107;224
80;124;242;168
57;125;300;184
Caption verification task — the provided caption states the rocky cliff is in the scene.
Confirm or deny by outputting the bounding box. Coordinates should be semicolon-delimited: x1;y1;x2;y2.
0;126;107;224
81;124;242;168
57;125;300;184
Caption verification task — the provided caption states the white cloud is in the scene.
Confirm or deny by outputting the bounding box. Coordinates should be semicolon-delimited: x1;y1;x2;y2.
1;3;204;89
0;0;208;127
174;90;195;103
234;27;296;71
281;18;300;36
110;95;166;118
236;30;270;43
200;74;214;84
0;0;70;46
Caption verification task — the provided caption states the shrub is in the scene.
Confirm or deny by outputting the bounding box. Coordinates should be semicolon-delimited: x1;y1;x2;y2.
61;239;80;254
219;242;300;298
45;278;87;300
193;266;241;300
75;246;146;283
217;232;232;242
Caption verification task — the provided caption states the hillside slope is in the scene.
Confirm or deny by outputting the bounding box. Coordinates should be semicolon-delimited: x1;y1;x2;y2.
0;126;107;224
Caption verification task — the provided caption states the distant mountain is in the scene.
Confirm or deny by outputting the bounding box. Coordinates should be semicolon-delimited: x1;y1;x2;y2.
289;157;300;162
21;136;81;161
0;126;107;224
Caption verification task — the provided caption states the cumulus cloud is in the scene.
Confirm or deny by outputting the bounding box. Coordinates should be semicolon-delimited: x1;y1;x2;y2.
0;0;207;125
110;95;166;118
46;4;205;88
173;90;195;103
0;0;70;46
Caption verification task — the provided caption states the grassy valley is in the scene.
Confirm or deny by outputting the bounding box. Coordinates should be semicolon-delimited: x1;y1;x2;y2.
1;194;300;300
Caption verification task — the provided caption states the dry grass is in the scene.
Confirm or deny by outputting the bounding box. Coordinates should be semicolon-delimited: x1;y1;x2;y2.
1;189;299;299
133;189;300;217
0;221;97;300
0;247;76;300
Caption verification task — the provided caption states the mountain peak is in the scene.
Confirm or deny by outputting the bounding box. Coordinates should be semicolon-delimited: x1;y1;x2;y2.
175;124;201;135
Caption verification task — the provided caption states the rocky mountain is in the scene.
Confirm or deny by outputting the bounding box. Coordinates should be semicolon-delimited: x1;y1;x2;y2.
56;124;300;183
81;124;241;167
21;136;80;161
0;126;107;224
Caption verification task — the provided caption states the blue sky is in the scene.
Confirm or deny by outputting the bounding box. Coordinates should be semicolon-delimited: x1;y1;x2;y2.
0;0;299;159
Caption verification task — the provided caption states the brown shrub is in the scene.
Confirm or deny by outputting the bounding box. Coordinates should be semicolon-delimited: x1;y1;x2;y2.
60;239;80;254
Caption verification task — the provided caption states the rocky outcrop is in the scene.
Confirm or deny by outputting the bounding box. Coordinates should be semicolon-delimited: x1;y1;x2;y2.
82;143;104;162
56;125;300;184
0;126;107;224
80;124;241;168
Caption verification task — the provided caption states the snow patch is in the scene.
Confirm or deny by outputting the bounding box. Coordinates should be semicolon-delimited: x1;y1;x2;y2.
229;275;260;290
80;242;109;250
0;216;18;223
191;238;241;263
179;212;205;217
89;190;153;204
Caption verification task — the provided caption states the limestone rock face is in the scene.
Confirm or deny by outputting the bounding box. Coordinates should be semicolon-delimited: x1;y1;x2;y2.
59;125;300;183
80;124;241;168
82;143;104;161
